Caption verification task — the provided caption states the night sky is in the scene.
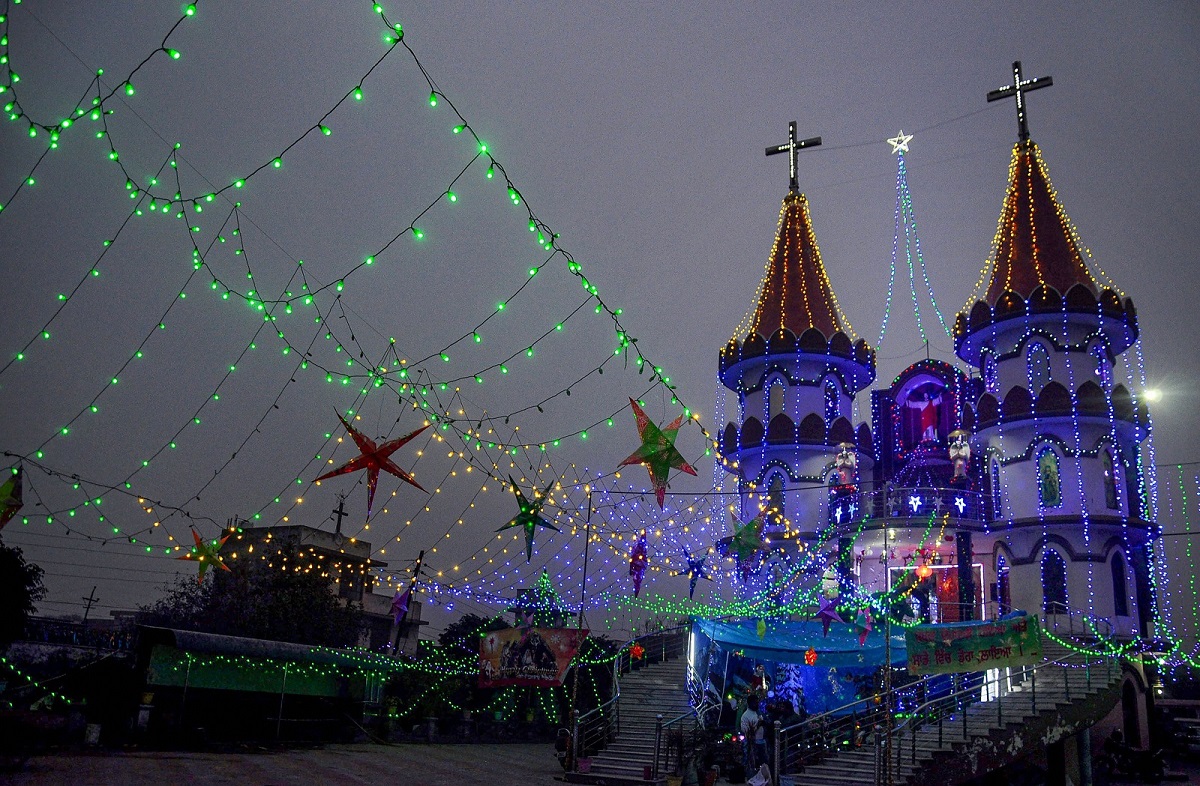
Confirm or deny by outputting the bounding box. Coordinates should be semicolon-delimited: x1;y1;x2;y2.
1;2;1197;636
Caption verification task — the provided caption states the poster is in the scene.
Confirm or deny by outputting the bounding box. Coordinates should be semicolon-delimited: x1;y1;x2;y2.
478;627;589;687
905;612;1041;675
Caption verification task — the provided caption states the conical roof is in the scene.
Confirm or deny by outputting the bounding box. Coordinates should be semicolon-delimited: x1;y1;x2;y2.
982;140;1102;304
750;191;848;338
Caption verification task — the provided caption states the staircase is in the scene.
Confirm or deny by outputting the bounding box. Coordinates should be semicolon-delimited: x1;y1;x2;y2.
568;643;692;785
781;643;1123;786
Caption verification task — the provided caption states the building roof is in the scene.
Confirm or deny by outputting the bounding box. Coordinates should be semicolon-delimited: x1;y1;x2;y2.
750;191;848;339
981;140;1102;305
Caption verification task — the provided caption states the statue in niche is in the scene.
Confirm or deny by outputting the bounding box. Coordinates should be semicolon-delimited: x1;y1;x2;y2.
833;443;857;487
905;387;943;444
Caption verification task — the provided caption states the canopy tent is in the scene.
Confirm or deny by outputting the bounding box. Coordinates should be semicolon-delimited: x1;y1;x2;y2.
692;618;906;668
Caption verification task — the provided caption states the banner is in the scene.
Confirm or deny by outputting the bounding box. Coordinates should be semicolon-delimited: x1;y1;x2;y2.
478;627;589;687
905;612;1041;675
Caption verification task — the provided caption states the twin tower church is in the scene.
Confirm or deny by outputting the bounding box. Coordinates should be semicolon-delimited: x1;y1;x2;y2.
717;63;1153;639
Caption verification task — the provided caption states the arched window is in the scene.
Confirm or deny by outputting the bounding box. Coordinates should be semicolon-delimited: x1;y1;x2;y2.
1037;447;1062;508
1111;551;1130;616
1027;342;1052;394
767;474;785;528
768;379;785;419
983;353;999;395
991;459;1003;519
1091;343;1112;388
1042;548;1068;613
824;379;839;424
996;554;1011;614
1103;449;1119;510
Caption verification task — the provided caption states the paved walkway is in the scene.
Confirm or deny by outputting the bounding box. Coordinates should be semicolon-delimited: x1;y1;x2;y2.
8;743;567;785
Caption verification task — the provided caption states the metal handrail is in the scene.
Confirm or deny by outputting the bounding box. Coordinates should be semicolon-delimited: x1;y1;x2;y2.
1042;602;1117;641
571;625;690;772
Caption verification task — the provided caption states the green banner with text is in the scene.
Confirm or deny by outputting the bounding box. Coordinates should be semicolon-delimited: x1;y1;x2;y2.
905;612;1042;675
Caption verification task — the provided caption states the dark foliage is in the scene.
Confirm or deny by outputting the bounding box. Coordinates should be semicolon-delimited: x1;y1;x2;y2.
0;543;46;648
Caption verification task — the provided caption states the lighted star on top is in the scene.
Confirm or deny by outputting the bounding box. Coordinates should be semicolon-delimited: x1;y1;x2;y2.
497;476;560;562
887;130;913;155
619;398;697;508
176;528;231;584
315;412;428;519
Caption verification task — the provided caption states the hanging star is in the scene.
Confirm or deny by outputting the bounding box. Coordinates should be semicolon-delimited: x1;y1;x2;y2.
315;412;428;519
722;515;765;582
629;530;649;597
619;398;697;508
682;550;712;599
887;130;913;155
804;647;818;666
629;642;645;660
757;619;767;640
497;476;559;562
0;465;23;531
815;596;843;637
855;609;873;647
391;585;413;625
176;528;231;584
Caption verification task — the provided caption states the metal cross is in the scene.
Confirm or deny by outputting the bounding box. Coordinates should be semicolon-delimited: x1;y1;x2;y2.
765;121;822;192
987;61;1053;142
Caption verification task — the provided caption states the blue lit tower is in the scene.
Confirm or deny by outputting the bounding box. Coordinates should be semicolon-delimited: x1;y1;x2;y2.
952;118;1152;637
718;135;876;570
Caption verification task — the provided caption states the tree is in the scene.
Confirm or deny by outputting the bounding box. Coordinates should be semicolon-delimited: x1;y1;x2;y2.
438;613;511;656
140;556;362;648
0;543;46;648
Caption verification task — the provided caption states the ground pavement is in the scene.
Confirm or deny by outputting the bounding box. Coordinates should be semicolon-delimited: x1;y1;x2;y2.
5;742;568;786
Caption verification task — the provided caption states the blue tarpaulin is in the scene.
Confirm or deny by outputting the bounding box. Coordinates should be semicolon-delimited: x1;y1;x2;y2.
693;618;907;668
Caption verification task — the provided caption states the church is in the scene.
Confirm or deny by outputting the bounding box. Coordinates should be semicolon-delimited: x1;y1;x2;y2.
712;62;1157;772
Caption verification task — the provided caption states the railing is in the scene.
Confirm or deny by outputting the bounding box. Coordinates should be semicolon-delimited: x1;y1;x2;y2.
1042;602;1116;641
654;707;701;778
885;648;1119;784
571;626;689;773
775;692;896;778
829;487;987;527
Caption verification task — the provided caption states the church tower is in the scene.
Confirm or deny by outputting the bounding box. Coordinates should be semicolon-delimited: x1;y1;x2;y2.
952;64;1152;637
718;125;876;560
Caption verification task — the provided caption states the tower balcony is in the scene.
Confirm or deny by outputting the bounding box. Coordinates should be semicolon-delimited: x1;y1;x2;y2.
828;486;988;529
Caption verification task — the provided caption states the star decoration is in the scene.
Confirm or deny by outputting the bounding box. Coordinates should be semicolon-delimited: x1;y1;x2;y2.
908;495;922;513
887;130;913;155
0;465;23;531
804;647;818;666
722;515;765;582
757;619;767;640
815;596;843;637
315;412;428;519
682;550;712;599
391;586;413;625
629;530;649;597
855;609;873;647
497;476;559;562
629;642;645;660
176;528;231;584
619;398;697;508
954;496;967;515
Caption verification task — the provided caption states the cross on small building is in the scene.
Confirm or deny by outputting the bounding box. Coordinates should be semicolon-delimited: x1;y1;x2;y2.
765;121;822;192
987;61;1053;142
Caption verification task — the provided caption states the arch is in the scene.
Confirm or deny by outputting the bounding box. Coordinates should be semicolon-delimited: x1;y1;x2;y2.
797;413;826;443
768;328;797;355
1041;546;1068;613
829;331;852;357
1029;284;1061;313
1099;288;1123;317
853;339;874;366
741;417;764;448
977;393;1000;426
995;291;1026;320
1026;341;1052;394
767;377;786;419
721;423;738;456
823;378;841;423
766;473;785;528
856;423;873;454
1001;387;1033;420
1111;385;1135;421
1037;446;1063;508
1064;283;1098;312
798;328;828;353
766;413;795;444
1103;448;1120;510
829;417;855;446
953;312;968;339
1076;381;1107;415
1035;381;1071;416
969;300;992;332
1112;550;1130;616
962;402;976;432
742;332;766;359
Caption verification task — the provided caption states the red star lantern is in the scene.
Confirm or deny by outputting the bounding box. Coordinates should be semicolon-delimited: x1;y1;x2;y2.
804;647;818;666
315;412;428;519
629;642;645;660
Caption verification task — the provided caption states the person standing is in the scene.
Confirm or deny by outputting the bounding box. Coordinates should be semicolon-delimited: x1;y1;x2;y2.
740;698;767;773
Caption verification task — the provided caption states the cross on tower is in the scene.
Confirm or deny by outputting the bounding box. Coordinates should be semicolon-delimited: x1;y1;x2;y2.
987;61;1053;142
765;121;822;192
